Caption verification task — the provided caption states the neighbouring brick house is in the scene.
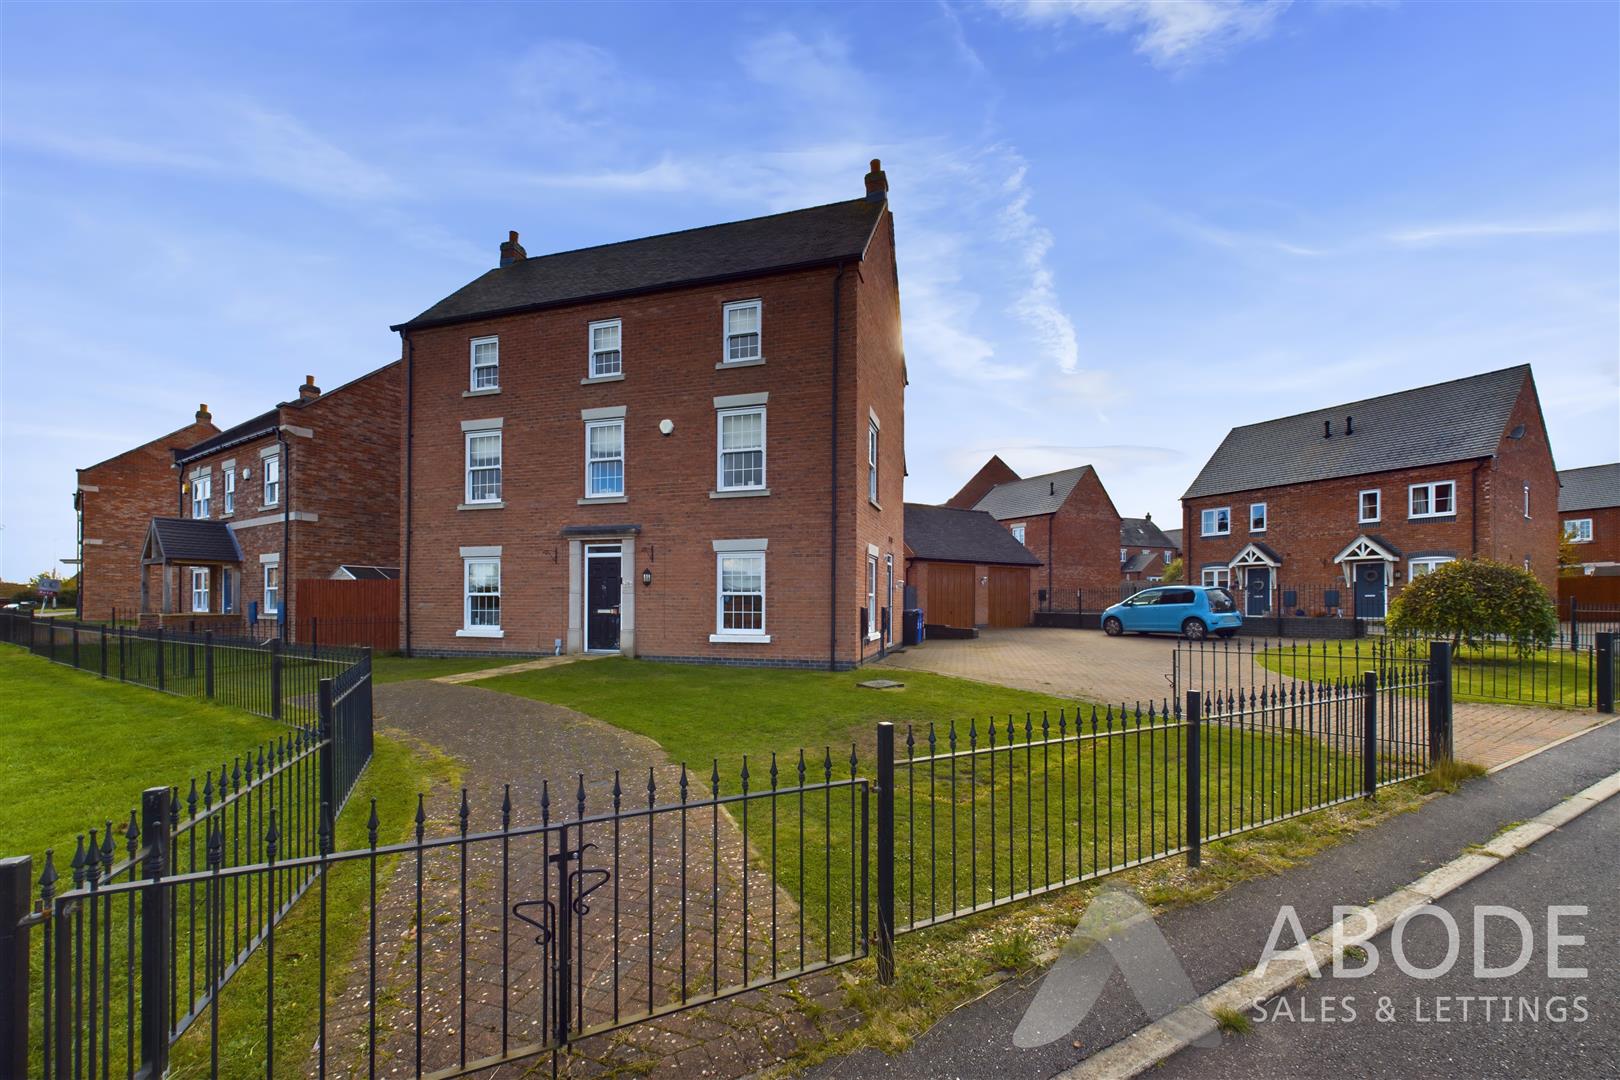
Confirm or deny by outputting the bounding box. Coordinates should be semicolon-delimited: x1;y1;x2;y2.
948;460;1124;612
1558;462;1620;574
1120;514;1178;583
125;364;401;632
76;407;219;621
393;161;906;668
904;503;1041;630
1181;365;1559;621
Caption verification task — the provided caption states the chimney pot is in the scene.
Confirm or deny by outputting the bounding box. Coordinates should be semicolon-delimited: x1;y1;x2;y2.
1145;511;1152;521
499;230;528;268
298;376;321;402
864;158;889;203
196;403;212;423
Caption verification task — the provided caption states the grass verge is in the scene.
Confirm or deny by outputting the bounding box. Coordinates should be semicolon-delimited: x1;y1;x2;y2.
167;729;461;1079
1256;641;1594;708
371;655;521;684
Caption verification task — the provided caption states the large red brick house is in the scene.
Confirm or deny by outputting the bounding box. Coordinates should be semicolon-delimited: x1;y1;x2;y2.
947;459;1123;612
1558;463;1620;574
77;365;402;633
1181;365;1559;620
76;408;219;620
1120;514;1178;583
392;161;906;668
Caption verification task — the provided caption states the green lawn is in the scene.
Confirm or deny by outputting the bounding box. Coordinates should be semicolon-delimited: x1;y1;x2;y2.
1255;641;1594;707
0;647;285;868
371;654;519;684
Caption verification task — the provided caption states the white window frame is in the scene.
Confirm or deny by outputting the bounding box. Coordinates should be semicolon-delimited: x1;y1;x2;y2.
465;430;503;504
588;319;622;379
262;454;280;508
713;549;768;640
1121;547;1129;564
1409;556;1455;579
263;563;280;615
192;473;212;519
585;418;626;498
190;567;209;613
721;299;762;364
470;336;499;391
1523;482;1531;519
1358;489;1381;524
1201;507;1230;537
1011;523;1026;545
1564;518;1593;543
885;554;895;645
867;419;880;505
461;556;502;635
1408;480;1456;519
223;468;235;515
1249;502;1267;533
866;554;880;640
1201;566;1230;589
716;406;766;491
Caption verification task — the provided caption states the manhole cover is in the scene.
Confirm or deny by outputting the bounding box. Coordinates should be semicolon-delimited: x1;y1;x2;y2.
857;679;905;690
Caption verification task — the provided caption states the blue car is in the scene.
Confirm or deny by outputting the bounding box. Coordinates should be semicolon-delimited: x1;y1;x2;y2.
1101;585;1242;640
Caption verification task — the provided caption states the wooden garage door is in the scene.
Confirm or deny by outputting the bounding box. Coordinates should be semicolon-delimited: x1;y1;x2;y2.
926;563;975;628
988;566;1030;627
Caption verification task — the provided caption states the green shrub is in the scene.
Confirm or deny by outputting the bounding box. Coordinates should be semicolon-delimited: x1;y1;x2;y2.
1160;556;1184;584
1387;559;1556;654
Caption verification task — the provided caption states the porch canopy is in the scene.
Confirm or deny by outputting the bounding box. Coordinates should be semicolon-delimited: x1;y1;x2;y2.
1332;533;1401;585
140;517;243;614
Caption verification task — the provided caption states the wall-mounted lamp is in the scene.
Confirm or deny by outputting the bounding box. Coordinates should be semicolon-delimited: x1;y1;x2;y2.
641;568;653;588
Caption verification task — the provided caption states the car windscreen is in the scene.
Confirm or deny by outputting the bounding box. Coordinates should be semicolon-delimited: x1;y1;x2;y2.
1207;588;1237;613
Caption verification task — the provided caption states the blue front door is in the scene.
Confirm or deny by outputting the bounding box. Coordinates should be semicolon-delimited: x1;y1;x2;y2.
1354;562;1386;619
1245;568;1270;617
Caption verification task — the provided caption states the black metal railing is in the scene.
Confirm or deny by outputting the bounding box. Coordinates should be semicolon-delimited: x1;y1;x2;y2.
4;649;1451;1078
1174;633;1599;710
1561;600;1620;650
1;611;365;728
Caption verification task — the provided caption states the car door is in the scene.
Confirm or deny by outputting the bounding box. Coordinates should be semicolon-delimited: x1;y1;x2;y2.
1120;589;1160;631
1157;588;1196;632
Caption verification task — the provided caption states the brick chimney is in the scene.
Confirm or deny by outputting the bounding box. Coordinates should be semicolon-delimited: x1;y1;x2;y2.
298;375;321;403
499;230;527;268
195;403;212;423
864;158;888;203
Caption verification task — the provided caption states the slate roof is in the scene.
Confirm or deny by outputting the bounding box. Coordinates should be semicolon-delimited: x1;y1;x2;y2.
904;504;1042;567
1163;529;1182;551
1183;366;1532;500
1121;517;1175;549
146;518;243;564
972;466;1094;521
393;198;887;331
336;565;401;581
1122;551;1160;573
175;410;279;465
1558;463;1620;512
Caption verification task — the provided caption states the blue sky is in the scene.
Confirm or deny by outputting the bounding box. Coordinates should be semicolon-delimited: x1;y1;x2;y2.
2;1;1616;581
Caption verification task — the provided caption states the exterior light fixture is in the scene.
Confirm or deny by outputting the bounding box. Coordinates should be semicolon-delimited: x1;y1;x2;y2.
642;568;653;587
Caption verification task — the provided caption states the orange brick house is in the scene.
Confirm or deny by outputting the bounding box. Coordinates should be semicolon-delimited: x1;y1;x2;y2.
1558;463;1620;574
75;408;219;620
393;161;907;668
1181;365;1559;621
947;459;1124;612
1120;514;1178;583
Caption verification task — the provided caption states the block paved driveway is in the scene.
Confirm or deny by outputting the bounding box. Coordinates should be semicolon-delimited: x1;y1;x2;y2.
875;628;1607;770
316;680;855;1079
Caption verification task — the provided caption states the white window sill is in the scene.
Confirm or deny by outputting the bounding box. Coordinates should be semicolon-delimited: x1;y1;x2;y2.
463;387;501;398
459;501;506;511
866;632;882;642
1358;519;1381;526
582;373;625;385
263;503;280;510
579;495;627;505
1201;532;1229;538
716;357;766;369
457;628;505;639
869;498;883;511
709;633;771;644
1250;529;1267;535
1408;513;1455;521
710;488;770;499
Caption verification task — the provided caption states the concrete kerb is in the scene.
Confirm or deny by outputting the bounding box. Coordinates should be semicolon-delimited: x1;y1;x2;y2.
1057;766;1620;1080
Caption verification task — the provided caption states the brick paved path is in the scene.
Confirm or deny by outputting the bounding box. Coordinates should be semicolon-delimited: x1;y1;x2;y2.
315;681;856;1078
878;628;1606;770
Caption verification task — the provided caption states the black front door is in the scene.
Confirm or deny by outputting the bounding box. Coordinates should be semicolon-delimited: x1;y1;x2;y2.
585;547;622;651
1354;562;1385;619
1245;567;1270;616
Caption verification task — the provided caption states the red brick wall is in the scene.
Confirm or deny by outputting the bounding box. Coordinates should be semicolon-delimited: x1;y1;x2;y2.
401;208;905;666
1562;506;1620;566
1006;470;1122;610
946;456;1020;510
1480;379;1560;589
77;418;218;621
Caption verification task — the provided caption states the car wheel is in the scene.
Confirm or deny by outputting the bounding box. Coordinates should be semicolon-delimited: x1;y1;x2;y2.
1103;616;1124;637
1181;618;1208;641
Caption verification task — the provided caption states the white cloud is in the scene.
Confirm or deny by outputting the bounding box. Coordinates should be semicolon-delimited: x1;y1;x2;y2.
739;30;866;104
995;0;1290;68
1383;215;1616;248
999;163;1082;372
